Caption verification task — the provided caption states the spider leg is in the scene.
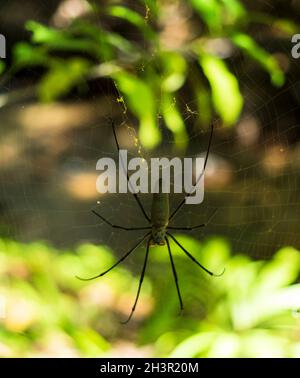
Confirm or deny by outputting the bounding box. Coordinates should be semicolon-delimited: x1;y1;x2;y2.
121;237;151;324
169;122;214;222
110;118;151;223
168;224;205;231
165;236;183;311
92;210;151;231
76;232;151;281
168;209;218;231
166;232;225;277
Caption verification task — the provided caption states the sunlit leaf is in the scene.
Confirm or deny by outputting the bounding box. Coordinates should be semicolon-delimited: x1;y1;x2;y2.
0;61;5;75
138;117;161;149
26;21;103;58
291;342;300;358
241;331;288;358
195;84;212;126
231;33;285;87
2;234;300;358
200;53;243;125
256;247;300;293
105;32;139;57
38;58;90;102
259;285;300;318
273;19;299;35
201;238;231;271
161;94;188;149
56;253;84;289
207;332;240;357
220;0;246;24
170;332;216;357
113;71;161;149
139;286;182;343
190;0;222;33
160;52;187;93
155;332;181;356
249;14;299;36
191;0;245;30
13;43;48;67
168;235;202;258
107;5;155;40
77;244;114;274
69;19;138;57
26;21;61;44
141;0;159;19
219;255;257;296
72;329;110;356
68;20;113;60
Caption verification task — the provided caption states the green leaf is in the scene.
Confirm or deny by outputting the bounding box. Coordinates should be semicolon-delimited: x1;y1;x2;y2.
0;61;5;75
221;256;258;299
107;5;155;40
242;331;288;358
13;43;48;67
190;0;222;33
199;53;243;125
191;0;245;31
26;20;104;58
170;332;216;357
139;117;161;149
77;244;115;275
38;58;90;102
105;32;139;57
207;332;240;357
141;0;159;19
72;329;110;356
161;94;188;149
248;14;299;36
139;286;184;344
256;247;300;293
26;21;61;44
113;72;161;149
201;238;231;270
70;20;138;58
273;19;299;36
231;33;285;87
251;285;300;324
195;84;212;126
220;0;246;24
160;52;187;93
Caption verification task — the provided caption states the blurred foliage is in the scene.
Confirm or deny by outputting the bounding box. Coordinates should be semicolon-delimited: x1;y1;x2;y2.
1;236;300;357
0;61;5;75
163;240;300;357
1;0;297;149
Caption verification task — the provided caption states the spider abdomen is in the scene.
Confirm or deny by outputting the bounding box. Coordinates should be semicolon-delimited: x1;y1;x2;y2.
151;191;169;227
151;191;169;245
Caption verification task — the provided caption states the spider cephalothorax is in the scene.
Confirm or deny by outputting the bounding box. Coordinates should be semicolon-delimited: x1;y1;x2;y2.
77;119;224;324
151;228;166;246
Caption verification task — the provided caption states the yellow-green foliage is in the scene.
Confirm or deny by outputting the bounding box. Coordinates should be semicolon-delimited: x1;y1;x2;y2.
4;0;296;149
0;237;300;357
